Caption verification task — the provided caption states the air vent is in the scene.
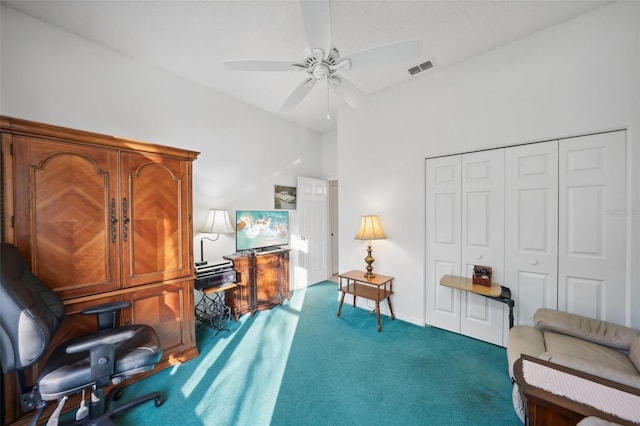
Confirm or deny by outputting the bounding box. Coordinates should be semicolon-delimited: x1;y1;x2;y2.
408;59;435;76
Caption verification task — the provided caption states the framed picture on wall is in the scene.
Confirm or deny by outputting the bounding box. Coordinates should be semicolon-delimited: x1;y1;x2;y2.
274;185;296;210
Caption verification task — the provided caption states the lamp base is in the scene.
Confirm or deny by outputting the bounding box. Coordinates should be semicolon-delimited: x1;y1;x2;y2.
363;242;376;279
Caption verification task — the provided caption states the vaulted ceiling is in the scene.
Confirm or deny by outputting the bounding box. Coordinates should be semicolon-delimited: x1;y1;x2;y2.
2;0;611;133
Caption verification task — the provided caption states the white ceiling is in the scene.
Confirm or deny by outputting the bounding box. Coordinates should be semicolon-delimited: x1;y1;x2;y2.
3;0;611;133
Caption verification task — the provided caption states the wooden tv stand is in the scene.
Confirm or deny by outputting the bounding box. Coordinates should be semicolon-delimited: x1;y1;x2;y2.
223;249;291;319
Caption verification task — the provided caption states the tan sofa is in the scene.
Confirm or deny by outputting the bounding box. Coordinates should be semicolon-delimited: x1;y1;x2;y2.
507;308;640;420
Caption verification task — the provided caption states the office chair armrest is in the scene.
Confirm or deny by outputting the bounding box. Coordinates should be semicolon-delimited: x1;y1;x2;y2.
65;329;136;354
82;301;131;330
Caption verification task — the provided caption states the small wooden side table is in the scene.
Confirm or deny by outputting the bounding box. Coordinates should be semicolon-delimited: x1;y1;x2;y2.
337;270;395;332
439;274;515;329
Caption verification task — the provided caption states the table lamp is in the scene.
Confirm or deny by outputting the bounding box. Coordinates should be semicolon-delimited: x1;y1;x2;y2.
354;215;386;278
197;208;234;266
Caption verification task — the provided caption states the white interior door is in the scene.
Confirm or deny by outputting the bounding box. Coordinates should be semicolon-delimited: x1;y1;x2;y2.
294;176;329;288
558;131;627;323
425;155;462;332
505;141;559;327
460;149;505;346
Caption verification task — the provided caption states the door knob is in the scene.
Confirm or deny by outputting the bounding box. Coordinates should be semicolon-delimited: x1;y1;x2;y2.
530;259;538;265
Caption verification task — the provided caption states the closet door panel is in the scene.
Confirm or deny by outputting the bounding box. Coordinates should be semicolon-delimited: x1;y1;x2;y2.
460;150;504;346
425;156;461;332
505;141;558;327
559;131;627;324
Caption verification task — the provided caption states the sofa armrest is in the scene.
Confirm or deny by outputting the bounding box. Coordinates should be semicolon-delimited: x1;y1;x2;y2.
534;309;640;351
507;325;546;379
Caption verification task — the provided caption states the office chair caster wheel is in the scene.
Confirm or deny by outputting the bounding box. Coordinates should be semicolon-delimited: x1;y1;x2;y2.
154;394;166;407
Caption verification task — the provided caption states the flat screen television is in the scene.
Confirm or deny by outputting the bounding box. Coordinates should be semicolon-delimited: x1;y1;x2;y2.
235;210;289;253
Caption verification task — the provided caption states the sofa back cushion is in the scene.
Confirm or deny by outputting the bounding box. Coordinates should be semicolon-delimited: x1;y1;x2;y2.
630;336;640;372
534;309;640;351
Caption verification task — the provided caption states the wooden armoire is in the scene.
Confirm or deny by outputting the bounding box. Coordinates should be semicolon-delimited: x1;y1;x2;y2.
0;116;200;424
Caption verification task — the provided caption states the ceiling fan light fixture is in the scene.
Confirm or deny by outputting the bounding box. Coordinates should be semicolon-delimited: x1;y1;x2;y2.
334;59;351;71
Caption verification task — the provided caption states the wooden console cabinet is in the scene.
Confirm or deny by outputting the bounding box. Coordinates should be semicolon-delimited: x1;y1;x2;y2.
223;249;290;320
0;116;200;424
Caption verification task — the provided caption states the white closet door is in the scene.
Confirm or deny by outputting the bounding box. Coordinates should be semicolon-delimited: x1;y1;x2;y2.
425;155;462;332
505;141;559;327
559;131;627;323
460;150;505;345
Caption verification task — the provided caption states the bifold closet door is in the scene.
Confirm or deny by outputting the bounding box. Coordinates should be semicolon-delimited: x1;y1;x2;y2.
459;149;505;346
425;150;506;346
425;155;462;333
558;131;627;324
505;141;559;327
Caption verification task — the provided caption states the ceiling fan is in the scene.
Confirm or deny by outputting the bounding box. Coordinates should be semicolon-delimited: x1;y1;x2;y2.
223;0;423;115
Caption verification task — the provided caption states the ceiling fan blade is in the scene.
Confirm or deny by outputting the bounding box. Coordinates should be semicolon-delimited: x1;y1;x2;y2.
281;78;317;112
223;60;297;72
337;39;423;70
300;0;331;58
329;75;368;110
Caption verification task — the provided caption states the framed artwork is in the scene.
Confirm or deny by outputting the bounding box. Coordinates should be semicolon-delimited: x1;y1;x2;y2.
274;185;297;210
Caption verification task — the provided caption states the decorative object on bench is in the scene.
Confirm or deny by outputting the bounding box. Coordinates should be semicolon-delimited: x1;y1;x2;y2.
472;265;492;287
507;308;640;422
0;243;165;425
354;215;386;278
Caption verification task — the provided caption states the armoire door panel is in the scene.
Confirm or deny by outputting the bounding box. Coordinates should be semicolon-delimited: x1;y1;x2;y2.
14;137;120;299
120;152;190;287
505;141;559;327
425;156;461;331
559;131;626;324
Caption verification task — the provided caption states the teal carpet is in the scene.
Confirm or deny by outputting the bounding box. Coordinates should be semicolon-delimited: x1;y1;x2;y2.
113;281;520;425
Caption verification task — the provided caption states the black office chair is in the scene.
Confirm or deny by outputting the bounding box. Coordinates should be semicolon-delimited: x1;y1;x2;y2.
0;243;165;425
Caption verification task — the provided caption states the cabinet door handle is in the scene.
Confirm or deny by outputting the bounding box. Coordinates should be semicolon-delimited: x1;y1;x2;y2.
122;197;129;242
110;198;117;243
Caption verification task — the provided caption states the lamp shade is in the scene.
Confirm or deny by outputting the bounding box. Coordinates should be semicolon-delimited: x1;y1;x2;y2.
199;209;234;234
354;215;386;241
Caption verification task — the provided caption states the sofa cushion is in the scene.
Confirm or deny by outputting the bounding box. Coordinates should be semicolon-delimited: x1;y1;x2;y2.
630;336;640;372
539;351;640;389
543;331;638;376
534;309;639;351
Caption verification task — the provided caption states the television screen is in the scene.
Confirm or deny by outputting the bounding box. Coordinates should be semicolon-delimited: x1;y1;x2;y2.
236;210;289;253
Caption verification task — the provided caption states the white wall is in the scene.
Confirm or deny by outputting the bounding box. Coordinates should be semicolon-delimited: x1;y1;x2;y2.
338;2;640;328
0;5;323;263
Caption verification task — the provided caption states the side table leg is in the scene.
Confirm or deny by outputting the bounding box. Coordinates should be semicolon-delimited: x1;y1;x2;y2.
387;297;395;320
337;291;346;317
375;301;382;332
